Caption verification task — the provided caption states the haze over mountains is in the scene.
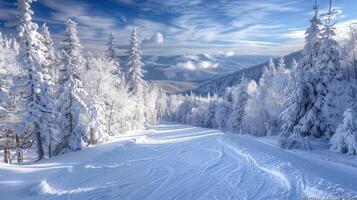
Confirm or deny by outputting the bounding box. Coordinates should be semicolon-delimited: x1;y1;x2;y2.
136;54;271;93
140;54;270;82
139;52;301;94
194;51;303;95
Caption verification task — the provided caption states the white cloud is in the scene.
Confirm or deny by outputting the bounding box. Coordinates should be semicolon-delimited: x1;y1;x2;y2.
225;51;235;57
171;60;219;71
143;32;164;44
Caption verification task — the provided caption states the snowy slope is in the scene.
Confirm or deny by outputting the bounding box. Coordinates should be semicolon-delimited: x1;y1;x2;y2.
1;121;357;200
130;54;270;82
193;51;303;96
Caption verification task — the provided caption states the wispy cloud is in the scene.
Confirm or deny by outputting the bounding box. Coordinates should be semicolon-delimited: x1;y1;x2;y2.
1;0;357;56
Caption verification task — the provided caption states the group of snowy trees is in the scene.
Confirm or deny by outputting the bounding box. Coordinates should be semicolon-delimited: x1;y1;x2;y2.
0;0;163;163
165;57;294;135
166;1;357;155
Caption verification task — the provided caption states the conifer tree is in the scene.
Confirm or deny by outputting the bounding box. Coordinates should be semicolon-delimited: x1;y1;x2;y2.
330;108;357;155
230;77;249;133
57;19;87;153
126;29;146;95
16;0;55;160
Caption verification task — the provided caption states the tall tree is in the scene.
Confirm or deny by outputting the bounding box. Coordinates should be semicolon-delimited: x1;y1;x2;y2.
280;0;342;148
126;29;147;128
230;77;249;133
316;0;344;137
57;19;87;153
16;0;55;160
106;33;117;61
279;1;323;148
126;29;146;95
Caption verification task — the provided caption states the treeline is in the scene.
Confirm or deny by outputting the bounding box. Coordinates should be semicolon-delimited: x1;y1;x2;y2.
0;0;164;163
165;2;357;155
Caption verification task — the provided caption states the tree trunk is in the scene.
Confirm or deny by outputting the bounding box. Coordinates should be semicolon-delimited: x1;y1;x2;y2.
4;147;9;163
15;135;23;163
88;127;96;145
108;102;114;136
48;142;52;158
347;65;350;82
35;123;44;160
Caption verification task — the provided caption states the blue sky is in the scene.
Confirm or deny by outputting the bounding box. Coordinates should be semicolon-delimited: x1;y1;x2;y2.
0;0;357;56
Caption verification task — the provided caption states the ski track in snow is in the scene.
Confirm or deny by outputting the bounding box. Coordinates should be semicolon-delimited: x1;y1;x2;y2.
1;121;357;200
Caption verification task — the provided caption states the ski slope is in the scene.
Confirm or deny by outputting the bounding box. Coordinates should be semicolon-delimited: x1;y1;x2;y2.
1;121;357;200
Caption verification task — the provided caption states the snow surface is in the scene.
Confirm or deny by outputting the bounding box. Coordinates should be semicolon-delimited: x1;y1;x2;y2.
1;121;357;200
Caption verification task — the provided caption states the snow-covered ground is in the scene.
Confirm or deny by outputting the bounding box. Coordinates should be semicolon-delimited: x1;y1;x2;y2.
1;121;357;200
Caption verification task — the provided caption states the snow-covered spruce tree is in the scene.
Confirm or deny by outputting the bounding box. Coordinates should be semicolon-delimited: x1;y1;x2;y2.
279;1;323;149
126;29;146;95
230;77;249;133
16;0;58;160
107;33;117;61
203;94;218;128
57;19;87;153
330;108;357;155
316;2;344;138
126;29;147;128
38;24;58;158
106;33;123;79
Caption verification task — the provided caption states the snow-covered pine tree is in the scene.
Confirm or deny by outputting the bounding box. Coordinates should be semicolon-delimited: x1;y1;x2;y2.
203;94;217;128
37;23;59;158
126;29;146;95
330;108;357;155
230;77;249;133
57;19;87;153
106;33;123;77
279;1;323;149
315;0;343;137
107;33;117;61
16;0;57;160
126;29;147;129
317;2;342;83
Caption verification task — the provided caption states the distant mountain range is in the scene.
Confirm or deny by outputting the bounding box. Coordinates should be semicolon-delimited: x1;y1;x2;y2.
139;54;270;82
192;51;303;96
120;52;302;94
